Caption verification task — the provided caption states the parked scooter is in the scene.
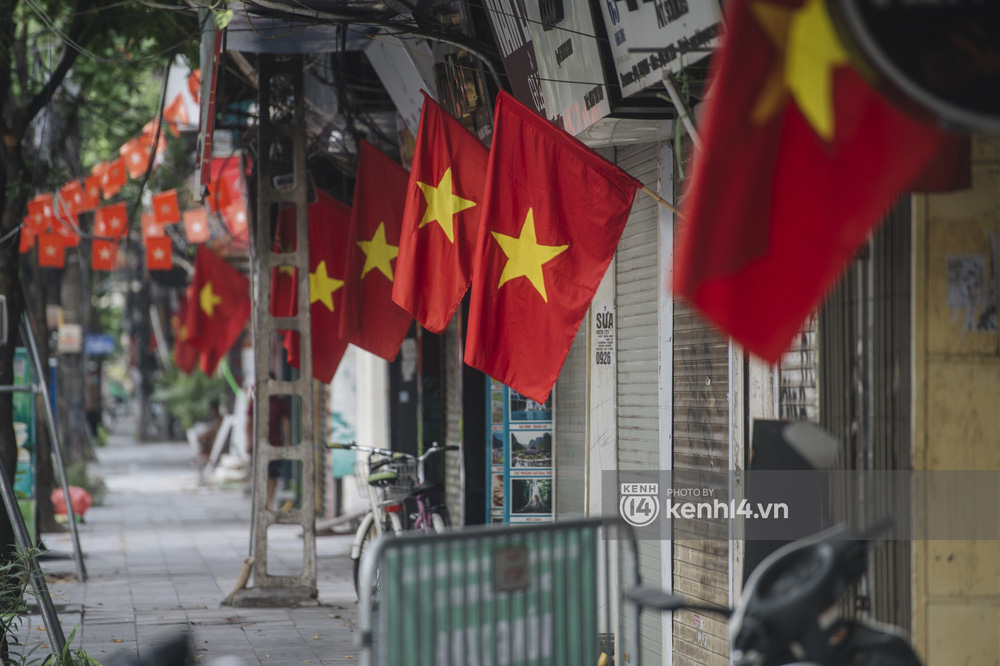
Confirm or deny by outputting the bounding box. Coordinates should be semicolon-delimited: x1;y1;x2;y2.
628;520;921;666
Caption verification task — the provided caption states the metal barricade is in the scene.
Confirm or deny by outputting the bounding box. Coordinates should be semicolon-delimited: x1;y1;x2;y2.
357;518;641;666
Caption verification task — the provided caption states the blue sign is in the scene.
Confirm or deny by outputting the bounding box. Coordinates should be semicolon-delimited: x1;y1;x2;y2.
85;334;115;356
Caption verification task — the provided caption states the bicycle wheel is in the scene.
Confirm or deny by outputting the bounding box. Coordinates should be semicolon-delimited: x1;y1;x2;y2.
352;519;378;599
430;511;449;534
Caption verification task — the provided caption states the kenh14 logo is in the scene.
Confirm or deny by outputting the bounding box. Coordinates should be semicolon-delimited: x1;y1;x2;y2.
619;483;659;527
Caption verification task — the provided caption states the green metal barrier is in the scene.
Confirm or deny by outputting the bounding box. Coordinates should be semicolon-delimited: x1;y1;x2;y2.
358;518;640;666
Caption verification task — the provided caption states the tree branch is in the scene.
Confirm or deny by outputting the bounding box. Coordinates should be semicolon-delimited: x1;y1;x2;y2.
22;0;99;128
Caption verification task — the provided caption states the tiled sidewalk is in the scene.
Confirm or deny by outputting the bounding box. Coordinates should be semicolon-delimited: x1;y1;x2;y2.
16;421;359;665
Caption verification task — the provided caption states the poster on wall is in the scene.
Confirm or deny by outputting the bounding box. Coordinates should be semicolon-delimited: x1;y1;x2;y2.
487;384;554;524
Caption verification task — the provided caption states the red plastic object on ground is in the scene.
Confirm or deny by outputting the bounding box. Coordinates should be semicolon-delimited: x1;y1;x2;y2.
51;486;93;518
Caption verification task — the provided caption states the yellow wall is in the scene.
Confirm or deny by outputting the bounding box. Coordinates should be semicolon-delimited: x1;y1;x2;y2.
913;135;1000;665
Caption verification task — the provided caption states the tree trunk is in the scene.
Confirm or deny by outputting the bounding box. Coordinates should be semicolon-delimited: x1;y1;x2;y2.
24;264;60;533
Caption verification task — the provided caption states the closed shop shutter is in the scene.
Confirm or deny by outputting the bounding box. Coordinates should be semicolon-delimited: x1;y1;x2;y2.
555;322;587;518
614;142;663;665
672;136;731;666
779;313;820;422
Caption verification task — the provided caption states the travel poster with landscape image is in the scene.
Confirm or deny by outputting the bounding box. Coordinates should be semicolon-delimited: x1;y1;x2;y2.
508;427;553;523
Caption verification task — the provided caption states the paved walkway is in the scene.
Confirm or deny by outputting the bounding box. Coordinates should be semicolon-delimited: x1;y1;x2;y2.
15;420;359;665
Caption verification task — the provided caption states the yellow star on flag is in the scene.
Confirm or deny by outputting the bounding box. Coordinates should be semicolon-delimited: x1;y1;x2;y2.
416;167;477;243
309;260;344;312
357;222;399;281
492;209;568;303
200;281;222;316
750;0;849;140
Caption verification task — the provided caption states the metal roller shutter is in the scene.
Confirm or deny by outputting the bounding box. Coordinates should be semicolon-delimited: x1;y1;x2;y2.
672;136;731;666
555;322;587;518
614;142;663;665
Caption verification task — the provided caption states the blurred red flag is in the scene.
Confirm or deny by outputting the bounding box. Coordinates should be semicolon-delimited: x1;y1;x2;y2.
184;209;210;243
673;0;965;363
101;158;127;199
163;94;189;137
339;141;413;362
95;203;129;240
37;234;65;268
19;225;36;253
92;239;118;271
465;91;639;403
120;136;152;180
393;93;488;334
146;237;173;271
153;190;180;224
142;213;165;242
81;176;102;212
59;181;85;216
26;195;53;232
183;246;250;375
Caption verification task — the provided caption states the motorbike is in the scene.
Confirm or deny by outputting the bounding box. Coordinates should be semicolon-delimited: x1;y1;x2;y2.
628;520;921;666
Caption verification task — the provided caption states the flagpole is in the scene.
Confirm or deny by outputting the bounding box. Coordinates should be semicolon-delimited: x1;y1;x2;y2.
639;185;683;218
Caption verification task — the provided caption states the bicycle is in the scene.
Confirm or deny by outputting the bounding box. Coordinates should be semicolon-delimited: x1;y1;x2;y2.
402;441;460;535
328;441;457;597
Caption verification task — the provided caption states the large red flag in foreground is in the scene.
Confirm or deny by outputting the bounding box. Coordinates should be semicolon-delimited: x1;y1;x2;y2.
339;141;413;361
465;91;639;403
273;191;353;383
673;0;963;363
184;246;250;375
393;93;488;333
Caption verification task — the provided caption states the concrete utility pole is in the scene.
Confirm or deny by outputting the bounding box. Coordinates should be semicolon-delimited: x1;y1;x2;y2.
228;54;318;606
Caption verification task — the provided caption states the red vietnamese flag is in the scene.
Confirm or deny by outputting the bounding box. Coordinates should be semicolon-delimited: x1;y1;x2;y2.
393;93;488;333
26;195;53;232
81;176;102;212
183;209;210;243
95;203;129;240
183;246;250;375
153;190;180;225
53;219;80;248
339;141;413;361
146;237;173;271
163;94;189;137
19;225;36;253
59;181;85;216
120;136;151;180
223;202;249;240
92;239;118;271
141;213;165;242
37;234;65;268
275;191;353;383
174;286;200;375
465;91;639;403
674;0;963;363
101;158;127;199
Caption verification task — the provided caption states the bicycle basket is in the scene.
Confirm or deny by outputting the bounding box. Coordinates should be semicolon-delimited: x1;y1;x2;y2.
354;458;415;501
380;460;415;501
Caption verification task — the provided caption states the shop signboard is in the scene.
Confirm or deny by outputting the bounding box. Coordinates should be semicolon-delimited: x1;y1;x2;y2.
487;382;554;524
522;0;612;136
595;0;720;99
